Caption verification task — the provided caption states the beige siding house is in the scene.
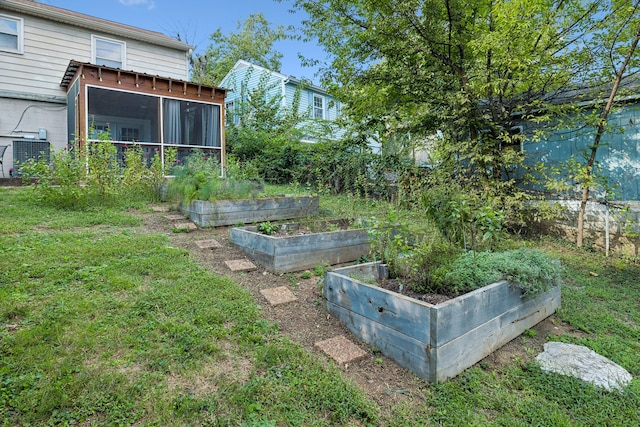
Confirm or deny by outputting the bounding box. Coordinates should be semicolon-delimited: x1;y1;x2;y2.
0;0;225;176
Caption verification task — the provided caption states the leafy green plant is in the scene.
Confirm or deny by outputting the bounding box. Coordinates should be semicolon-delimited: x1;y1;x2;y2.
18;130;175;209
397;235;462;295
257;221;280;235
367;208;412;279
313;263;331;277
421;183;506;251
168;150;263;203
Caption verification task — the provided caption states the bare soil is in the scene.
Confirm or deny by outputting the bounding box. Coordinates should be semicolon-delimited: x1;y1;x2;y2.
139;207;585;412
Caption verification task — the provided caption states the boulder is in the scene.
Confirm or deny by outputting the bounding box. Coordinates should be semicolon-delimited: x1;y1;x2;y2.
536;342;633;391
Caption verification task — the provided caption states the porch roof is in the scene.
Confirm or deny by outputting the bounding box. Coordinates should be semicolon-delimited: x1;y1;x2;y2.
60;61;228;99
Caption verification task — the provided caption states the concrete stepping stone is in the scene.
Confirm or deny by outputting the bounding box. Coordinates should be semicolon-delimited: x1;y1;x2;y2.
536;342;633;391
315;335;367;365
173;222;197;231
150;205;169;212
225;259;257;272
164;214;186;221
260;286;298;306
195;239;222;249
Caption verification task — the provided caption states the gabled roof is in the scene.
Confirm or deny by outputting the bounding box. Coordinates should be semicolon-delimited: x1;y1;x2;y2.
1;0;190;51
223;59;329;95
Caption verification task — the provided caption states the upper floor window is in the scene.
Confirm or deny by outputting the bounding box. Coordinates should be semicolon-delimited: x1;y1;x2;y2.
225;101;239;126
92;36;125;69
0;15;23;54
313;94;325;119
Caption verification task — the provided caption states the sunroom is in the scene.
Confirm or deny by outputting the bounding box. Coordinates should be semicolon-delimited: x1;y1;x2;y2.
60;61;226;169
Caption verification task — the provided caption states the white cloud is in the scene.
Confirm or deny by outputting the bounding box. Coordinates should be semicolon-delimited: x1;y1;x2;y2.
118;0;156;10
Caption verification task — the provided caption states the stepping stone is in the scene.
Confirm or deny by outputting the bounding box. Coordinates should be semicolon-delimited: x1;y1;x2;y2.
150;205;169;212
225;259;257;272
173;222;197;231
315;335;367;365
260;286;298;306
195;239;222;249
164;214;186;221
536;342;633;392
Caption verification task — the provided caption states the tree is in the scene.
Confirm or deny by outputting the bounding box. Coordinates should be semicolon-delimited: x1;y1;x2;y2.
191;13;288;85
289;1;603;179
286;0;640;231
575;1;640;247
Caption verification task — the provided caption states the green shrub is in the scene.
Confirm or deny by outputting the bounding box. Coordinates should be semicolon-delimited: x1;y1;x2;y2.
443;248;562;296
421;183;506;251
168;151;263;203
19;133;174;209
398;236;463;294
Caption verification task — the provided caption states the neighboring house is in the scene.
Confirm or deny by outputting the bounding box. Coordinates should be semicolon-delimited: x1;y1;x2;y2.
219;60;344;143
0;0;226;176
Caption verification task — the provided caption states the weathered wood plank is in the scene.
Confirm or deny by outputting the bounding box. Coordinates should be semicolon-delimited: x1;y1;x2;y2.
325;272;432;342
230;221;370;273
326;301;434;381
435;286;561;381
182;196;319;227
435;280;528;345
326;262;561;382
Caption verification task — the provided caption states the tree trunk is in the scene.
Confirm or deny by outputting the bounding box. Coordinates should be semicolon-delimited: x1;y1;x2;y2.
576;20;640;247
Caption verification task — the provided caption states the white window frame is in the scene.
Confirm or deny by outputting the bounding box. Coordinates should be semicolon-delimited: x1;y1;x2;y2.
0;14;23;54
92;35;126;69
225;101;239;126
313;94;325;119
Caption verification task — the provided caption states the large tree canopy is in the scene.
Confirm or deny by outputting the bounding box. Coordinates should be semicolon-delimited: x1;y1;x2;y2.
287;0;640;187
191;13;288;85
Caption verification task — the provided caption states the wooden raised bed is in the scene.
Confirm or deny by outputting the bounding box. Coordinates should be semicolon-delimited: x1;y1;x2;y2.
230;220;370;273
181;195;319;227
325;261;561;382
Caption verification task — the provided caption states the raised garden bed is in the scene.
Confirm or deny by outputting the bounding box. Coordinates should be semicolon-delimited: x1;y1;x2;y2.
324;261;561;382
230;220;370;273
180;195;319;227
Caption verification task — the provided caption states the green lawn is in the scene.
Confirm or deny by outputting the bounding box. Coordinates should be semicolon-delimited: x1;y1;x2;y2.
1;187;638;426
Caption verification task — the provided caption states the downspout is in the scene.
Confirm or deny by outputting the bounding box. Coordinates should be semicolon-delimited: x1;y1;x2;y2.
281;78;287;108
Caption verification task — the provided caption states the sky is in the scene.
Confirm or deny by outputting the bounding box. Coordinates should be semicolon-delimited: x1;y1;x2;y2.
42;0;325;84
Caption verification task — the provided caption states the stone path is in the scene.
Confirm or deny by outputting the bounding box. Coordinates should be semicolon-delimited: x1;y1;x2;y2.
156;208;370;366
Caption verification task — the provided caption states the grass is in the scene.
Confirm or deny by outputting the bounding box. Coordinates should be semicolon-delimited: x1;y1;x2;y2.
0;188;377;426
1;186;639;426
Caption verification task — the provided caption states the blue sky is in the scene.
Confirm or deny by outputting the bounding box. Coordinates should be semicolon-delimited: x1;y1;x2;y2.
42;0;324;83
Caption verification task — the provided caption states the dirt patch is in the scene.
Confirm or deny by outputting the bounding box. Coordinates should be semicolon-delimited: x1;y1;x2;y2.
136;207;583;411
376;277;455;305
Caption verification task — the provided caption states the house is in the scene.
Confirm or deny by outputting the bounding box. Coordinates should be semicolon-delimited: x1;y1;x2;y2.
0;0;226;176
219;60;344;143
518;92;640;202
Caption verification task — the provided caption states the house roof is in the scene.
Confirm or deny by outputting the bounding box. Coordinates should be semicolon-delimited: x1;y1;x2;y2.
224;59;329;95
1;0;191;51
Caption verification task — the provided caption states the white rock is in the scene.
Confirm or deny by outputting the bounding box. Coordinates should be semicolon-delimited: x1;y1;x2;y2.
536;342;633;392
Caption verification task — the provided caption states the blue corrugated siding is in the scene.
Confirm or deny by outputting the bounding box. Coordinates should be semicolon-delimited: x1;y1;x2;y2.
521;102;640;200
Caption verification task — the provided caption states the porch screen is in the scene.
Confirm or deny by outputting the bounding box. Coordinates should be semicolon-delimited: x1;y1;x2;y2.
163;99;220;147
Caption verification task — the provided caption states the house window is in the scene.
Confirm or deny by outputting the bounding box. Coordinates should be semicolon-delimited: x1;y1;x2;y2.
0;15;23;54
225;101;239;126
313;94;325;119
92;36;125;69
